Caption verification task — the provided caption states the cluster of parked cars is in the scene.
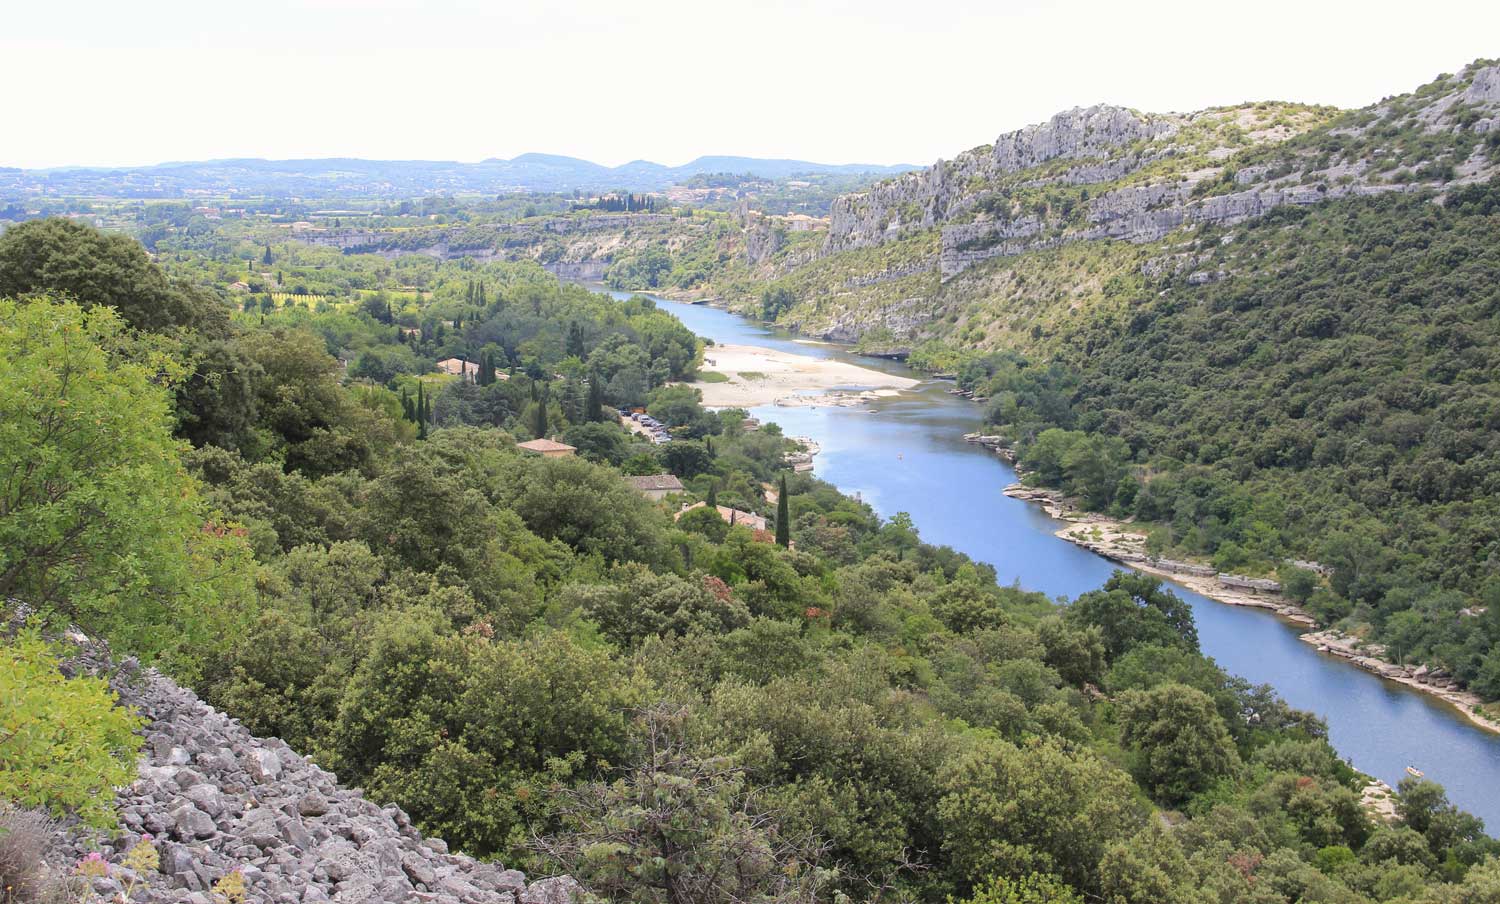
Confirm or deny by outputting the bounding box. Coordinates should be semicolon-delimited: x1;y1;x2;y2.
621;409;673;444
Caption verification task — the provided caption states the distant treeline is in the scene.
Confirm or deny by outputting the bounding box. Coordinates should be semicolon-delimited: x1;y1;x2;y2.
572;193;660;213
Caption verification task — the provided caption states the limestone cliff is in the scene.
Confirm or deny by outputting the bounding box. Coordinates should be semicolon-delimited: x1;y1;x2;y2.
766;59;1500;344
824;104;1179;255
832;63;1498;274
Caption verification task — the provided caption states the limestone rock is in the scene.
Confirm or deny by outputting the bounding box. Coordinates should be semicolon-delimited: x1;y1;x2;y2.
172;804;217;841
521;877;583;904
296;791;330;817
39;632;579;904
247;748;283;784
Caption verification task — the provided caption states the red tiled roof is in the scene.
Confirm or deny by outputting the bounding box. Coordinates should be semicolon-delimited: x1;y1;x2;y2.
517;438;576;453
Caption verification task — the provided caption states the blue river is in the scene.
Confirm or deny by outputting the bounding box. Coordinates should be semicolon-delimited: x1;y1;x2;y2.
607;288;1500;828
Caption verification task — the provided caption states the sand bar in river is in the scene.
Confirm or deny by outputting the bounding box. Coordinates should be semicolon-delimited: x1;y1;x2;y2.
689;343;920;408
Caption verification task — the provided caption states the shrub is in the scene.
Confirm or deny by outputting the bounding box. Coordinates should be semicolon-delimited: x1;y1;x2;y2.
0;298;256;676
0;805;54;903
957;873;1082;904
677;504;730;543
538;706;830;904
1278;565;1320;603
1116;683;1240;804
0;630;142;828
211;868;248;904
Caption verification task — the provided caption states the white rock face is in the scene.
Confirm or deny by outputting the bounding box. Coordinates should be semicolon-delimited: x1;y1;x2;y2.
824;62;1500;288
989;105;1176;173
1463;65;1500;104
826;104;1175;256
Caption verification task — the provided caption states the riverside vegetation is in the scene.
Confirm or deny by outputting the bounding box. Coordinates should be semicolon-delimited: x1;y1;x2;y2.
5;218;1500;903
965;182;1500;702
539;61;1500;717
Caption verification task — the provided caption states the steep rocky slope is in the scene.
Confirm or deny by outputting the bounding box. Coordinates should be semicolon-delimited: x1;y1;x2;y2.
45;636;580;904
756;59;1500;346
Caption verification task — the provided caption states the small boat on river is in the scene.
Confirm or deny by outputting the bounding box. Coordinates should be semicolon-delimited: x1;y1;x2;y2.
1407;766;1425;778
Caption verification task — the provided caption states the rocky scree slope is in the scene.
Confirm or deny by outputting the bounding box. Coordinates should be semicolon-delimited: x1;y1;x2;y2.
45;635;581;904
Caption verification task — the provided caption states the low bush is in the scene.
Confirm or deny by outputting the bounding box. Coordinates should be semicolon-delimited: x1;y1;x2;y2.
0;805;53;903
0;630;142;828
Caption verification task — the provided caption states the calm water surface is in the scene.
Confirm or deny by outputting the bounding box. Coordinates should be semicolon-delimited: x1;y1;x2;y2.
607;288;1500;828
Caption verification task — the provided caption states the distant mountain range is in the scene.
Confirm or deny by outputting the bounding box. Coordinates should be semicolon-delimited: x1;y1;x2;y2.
0;154;917;199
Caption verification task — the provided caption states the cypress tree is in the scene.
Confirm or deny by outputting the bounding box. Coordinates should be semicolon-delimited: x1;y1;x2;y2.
533;386;549;439
416;383;429;439
706;482;717;509
562;381;582;425
401;390;414;422
775;475;790;548
262;244;273;265
586;371;606;421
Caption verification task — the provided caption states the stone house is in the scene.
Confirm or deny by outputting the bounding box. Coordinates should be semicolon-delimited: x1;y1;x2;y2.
674;501;768;532
437;357;506;383
516;438;576;458
623;474;685;501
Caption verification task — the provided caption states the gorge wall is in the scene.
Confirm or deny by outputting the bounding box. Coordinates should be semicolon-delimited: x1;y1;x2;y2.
824;62;1500;281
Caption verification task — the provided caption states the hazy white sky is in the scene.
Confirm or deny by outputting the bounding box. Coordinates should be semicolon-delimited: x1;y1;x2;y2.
5;0;1498;169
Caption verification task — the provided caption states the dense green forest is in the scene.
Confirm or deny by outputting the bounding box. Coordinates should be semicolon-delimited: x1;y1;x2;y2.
960;180;1500;703
5;218;1500;904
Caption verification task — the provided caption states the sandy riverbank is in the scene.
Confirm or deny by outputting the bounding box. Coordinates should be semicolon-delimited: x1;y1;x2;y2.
1002;482;1500;735
689;343;920;408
